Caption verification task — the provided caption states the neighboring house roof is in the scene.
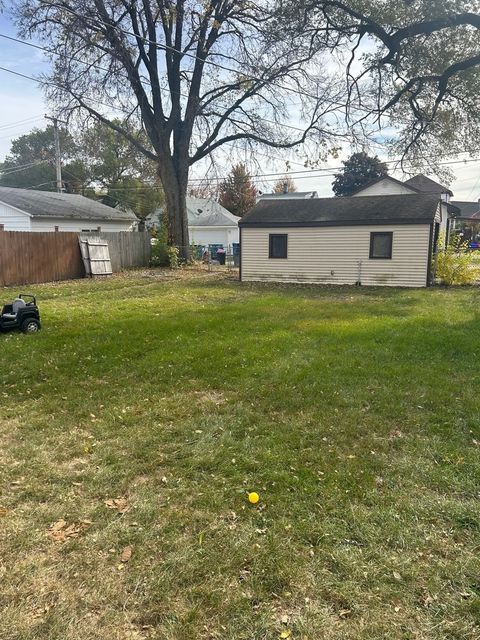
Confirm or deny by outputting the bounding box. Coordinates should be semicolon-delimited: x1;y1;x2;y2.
450;200;480;218
148;197;240;227
404;174;453;196
239;194;441;227
258;191;318;200
348;175;420;196
186;197;240;226
0;187;137;222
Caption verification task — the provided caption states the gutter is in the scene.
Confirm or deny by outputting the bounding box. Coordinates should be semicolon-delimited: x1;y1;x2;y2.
239;219;434;228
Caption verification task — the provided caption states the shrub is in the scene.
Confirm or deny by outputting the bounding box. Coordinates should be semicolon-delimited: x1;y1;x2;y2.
435;236;480;285
150;242;179;268
166;245;179;268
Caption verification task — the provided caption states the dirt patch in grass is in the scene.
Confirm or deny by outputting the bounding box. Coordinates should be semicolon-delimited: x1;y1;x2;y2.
193;389;228;405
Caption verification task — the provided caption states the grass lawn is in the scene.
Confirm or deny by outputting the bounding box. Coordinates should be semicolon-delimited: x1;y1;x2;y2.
1;270;479;640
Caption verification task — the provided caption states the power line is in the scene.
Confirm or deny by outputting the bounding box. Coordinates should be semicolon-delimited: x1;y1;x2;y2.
184;157;480;184
70;158;480;190
0;126;49;142
0;32;311;135
0;161;49;176
0;115;45;131
36;2;355;111
0;66;136;116
16;156;480;192
25;180;56;190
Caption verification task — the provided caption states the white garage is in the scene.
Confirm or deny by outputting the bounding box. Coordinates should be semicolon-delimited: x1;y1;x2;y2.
0;186;138;232
147;197;240;250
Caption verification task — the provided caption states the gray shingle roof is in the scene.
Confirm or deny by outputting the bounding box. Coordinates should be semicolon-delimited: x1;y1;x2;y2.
451;200;480;218
186;197;240;226
239;194;441;227
148;197;239;227
404;174;453;196
0;187;138;222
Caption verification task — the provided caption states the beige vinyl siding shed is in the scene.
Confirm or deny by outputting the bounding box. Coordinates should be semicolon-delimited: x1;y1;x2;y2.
239;194;442;288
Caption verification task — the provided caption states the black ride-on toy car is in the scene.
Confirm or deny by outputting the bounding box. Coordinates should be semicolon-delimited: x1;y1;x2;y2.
0;294;41;334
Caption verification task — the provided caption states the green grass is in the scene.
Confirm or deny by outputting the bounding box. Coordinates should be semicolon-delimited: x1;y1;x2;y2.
1;269;479;640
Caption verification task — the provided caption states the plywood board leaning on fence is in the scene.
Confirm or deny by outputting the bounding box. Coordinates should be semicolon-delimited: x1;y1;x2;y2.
78;238;112;277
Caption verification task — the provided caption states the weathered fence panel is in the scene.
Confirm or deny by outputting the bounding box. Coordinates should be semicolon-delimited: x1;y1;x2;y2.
0;231;84;287
0;231;151;287
80;232;151;272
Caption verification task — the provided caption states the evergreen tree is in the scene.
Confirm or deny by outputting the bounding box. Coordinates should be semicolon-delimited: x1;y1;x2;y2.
332;152;389;197
219;164;257;218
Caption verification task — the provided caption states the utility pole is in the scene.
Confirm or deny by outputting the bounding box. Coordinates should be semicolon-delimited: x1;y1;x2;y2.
45;116;63;193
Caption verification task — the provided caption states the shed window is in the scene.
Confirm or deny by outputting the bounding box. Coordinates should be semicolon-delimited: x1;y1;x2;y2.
269;234;288;259
369;232;393;259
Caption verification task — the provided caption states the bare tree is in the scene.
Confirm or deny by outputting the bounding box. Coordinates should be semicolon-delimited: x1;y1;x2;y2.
16;1;343;258
285;0;480;168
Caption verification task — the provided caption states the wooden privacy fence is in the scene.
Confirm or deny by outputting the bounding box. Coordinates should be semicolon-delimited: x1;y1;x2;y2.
0;231;151;287
81;231;151;273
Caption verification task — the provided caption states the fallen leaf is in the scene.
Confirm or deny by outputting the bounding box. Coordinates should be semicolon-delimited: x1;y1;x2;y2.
51;519;67;532
279;631;291;639
0;507;9;517
47;519;86;543
104;497;129;514
120;546;132;563
421;593;435;608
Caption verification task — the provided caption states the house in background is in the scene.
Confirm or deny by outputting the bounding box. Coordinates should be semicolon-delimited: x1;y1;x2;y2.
350;175;419;197
0;187;138;232
450;199;480;218
403;174;453;202
239;194;445;288
450;199;480;246
351;173;455;235
147;197;240;249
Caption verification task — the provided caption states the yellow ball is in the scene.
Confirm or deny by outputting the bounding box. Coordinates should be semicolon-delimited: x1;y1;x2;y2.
248;492;260;504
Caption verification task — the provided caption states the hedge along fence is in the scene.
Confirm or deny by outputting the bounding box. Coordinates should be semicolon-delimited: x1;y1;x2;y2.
0;231;151;287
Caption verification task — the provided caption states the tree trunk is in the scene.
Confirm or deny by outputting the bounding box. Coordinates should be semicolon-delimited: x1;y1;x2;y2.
158;160;190;261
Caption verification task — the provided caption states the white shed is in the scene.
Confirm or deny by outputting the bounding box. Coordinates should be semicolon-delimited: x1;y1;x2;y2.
239;194;444;288
0;187;138;232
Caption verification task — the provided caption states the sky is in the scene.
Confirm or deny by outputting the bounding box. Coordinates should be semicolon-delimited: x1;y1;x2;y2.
0;9;479;202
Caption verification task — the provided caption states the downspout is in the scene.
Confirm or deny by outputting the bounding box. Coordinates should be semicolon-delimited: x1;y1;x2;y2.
239;226;242;282
445;217;451;247
426;222;435;286
355;259;362;286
